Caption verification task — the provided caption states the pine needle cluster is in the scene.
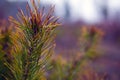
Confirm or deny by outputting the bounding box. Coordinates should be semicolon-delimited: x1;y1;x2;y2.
0;0;60;80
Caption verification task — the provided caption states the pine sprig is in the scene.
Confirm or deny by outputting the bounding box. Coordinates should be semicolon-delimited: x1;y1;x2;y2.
0;21;14;80
5;0;60;80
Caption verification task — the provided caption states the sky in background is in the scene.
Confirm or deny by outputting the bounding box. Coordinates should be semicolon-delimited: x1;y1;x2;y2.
7;0;120;23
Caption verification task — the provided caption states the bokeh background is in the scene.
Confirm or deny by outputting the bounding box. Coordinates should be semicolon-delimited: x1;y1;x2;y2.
0;0;120;80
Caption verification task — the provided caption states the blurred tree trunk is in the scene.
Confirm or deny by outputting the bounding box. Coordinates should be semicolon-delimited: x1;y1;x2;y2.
94;0;108;20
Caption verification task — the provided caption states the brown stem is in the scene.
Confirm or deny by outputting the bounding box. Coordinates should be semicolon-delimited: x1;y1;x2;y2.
23;47;32;80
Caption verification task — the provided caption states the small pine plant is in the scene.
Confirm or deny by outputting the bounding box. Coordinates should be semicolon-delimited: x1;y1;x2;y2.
47;26;104;80
0;0;60;80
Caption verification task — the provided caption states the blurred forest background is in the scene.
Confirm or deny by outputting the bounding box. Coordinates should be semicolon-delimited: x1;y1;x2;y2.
0;0;120;80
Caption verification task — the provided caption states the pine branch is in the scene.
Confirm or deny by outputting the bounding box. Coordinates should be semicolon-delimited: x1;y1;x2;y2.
4;0;60;80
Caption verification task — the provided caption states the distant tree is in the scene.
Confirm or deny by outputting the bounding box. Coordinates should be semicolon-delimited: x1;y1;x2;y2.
64;0;70;20
94;0;108;20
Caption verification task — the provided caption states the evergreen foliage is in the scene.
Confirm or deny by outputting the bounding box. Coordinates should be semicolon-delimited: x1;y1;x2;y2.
0;0;60;80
